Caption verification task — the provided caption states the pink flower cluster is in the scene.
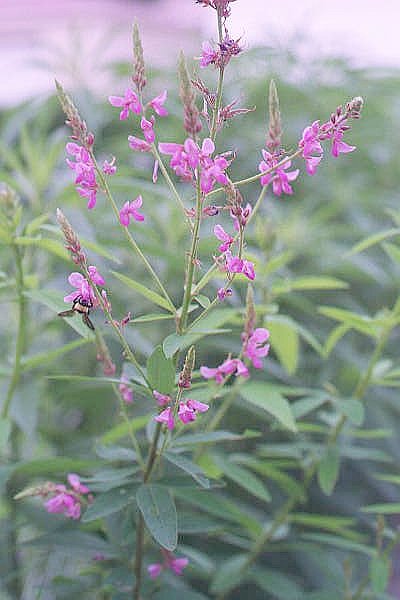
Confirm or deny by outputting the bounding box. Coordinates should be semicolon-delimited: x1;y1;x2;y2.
242;328;270;369
44;474;91;520
159;137;229;194
64;267;105;307
66;142;98;209
199;35;242;70
213;224;255;283
153;391;209;431
148;549;189;579
200;356;249;383
259;150;299;196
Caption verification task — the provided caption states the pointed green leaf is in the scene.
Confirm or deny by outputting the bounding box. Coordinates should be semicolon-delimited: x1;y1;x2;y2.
267;316;299;375
239;382;297;432
210;554;247;594
347;228;400;256
111;271;175;313
82;486;136;522
370;555;390;594
164;452;210;488
318;446;340;495
136;484;177;551
335;397;365;426
212;454;271;502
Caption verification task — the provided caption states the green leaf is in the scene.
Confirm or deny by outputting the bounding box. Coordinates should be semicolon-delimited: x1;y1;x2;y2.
318;446;340;495
347;228;400;256
173;430;260;447
82;486;136;522
100;414;151;445
25;213;50;235
0;418;11;453
382;241;400;265
273;276;348;295
300;533;374;556
136;484;177;551
94;443;137;462
370;555;390;594
362;503;400;514
163;452;210;488
130;313;174;324
195;294;211;308
291;394;328;419
239;382;297;432
111;271;175;313
318;306;380;338
14;236;69;261
323;323;351;357
22;338;91;371
335;397;365;426
253;566;303;600
210;554;247;594
267;316;299;375
212;454;271;502
146;346;175;394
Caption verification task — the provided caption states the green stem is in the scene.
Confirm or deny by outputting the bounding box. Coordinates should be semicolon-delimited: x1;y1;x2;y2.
91;154;175;313
112;383;145;470
178;177;203;333
210;13;225;141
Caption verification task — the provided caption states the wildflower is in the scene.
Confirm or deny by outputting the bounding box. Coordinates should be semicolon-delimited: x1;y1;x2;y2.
153;390;171;406
66;142;98;209
224;251;255;281
243;327;270;369
199;41;218;68
141;116;155;144
64;272;95;305
217;287;232;301
149;90;168;117
102;157;117;175
44;474;91;520
298;120;324;175
331;129;356;158
155;406;175;430
178;398;209;424
200;357;248;383
203;205;220;216
88;265;105;286
259;150;299;196
242;259;255;281
214;224;234;252
109;89;142;120
128;135;152;152
231;202;252;231
119;376;133;404
148;550;189;579
119;196;145;226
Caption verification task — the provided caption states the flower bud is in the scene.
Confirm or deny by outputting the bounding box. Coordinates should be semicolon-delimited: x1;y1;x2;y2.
132;23;147;92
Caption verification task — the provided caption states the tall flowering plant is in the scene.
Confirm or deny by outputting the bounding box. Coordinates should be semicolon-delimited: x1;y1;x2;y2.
11;2;376;598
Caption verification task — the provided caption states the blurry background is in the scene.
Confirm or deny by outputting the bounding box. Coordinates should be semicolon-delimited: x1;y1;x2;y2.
1;0;400;107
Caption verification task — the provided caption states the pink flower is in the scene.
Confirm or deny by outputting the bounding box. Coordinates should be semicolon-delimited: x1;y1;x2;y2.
242;259;255;281
102;157;117;175
153;390;171;406
88;265;105;286
178;398;209;424
217;287;232;301
224;251;256;281
141;116;155;144
214;224;234;252
119;376;133;404
155;407;175;430
119;196;145;226
109;89;142;120
147;550;189;579
259;150;299;196
149;90;168;117
231;203;252;231
44;474;91;520
243;327;270;369
64;272;95;305
331;129;356;158
299;120;324;176
66;142;98;209
200;357;248;383
199;41;218;67
128;136;152;152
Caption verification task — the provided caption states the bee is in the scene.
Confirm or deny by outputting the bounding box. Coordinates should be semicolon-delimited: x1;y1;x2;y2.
58;296;95;331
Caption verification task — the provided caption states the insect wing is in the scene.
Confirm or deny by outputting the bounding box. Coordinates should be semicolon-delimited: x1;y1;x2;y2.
82;313;95;331
58;309;76;318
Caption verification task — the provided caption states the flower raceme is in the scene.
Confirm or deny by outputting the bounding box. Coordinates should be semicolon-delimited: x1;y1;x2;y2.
153;392;209;431
66;142;98;209
44;474;91;520
158;137;229;194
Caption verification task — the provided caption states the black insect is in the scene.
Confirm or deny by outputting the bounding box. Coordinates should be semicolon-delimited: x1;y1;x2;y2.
58;296;95;331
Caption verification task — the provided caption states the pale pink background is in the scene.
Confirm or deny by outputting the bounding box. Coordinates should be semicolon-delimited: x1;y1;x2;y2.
0;0;398;106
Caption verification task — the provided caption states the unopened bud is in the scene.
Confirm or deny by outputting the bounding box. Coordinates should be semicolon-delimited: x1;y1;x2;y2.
55;80;93;147
132;23;147;92
346;96;364;119
179;345;196;389
56;208;86;266
179;52;202;138
266;79;282;152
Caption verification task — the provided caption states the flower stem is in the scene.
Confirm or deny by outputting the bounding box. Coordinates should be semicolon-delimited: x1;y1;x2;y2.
178;176;203;333
210;13;225;141
92;154;176;313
